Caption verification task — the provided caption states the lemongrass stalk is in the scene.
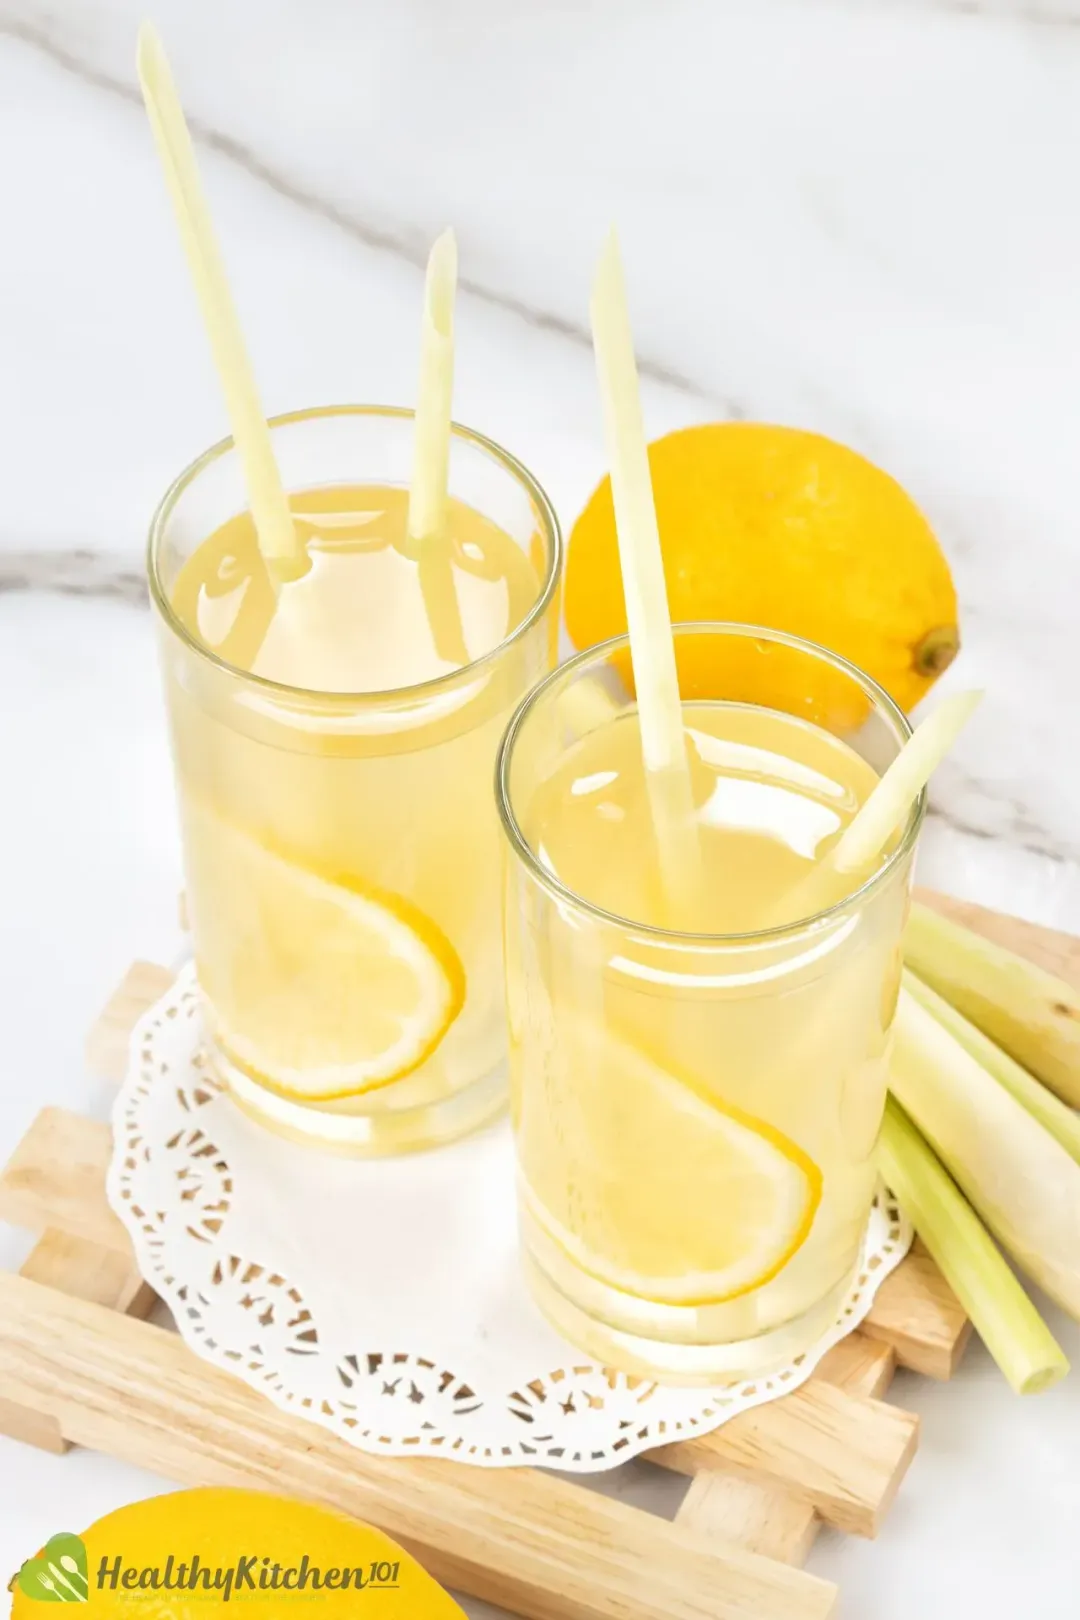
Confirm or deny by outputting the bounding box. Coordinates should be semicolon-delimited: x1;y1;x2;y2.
407;228;458;549
831;689;983;873
137;25;297;572
905;901;1080;1108
590;230;685;784
771;690;981;925
891;987;1080;1320
590;229;701;918
905;969;1080;1167
878;1098;1069;1395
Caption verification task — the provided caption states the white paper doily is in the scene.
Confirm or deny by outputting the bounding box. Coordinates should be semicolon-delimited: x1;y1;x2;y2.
106;963;912;1471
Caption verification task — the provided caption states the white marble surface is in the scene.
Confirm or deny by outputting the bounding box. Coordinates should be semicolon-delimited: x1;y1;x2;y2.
2;0;1080;1612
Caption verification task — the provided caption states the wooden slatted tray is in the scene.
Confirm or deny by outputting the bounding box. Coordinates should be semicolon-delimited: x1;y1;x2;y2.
1;888;1075;1619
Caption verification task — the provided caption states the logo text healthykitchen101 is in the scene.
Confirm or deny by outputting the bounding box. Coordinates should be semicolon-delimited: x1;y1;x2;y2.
93;1554;402;1601
13;1540;402;1605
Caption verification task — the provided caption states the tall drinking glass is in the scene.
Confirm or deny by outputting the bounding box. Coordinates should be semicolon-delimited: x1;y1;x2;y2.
497;624;921;1380
150;405;561;1154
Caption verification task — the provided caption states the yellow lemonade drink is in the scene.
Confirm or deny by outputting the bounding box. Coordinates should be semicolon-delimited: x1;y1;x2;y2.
150;406;560;1153
498;625;920;1380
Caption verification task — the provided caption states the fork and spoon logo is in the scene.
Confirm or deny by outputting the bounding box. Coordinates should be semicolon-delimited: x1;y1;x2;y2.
12;1534;88;1603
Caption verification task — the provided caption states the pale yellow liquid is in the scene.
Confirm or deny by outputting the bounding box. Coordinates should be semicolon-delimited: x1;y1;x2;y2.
507;702;909;1379
163;483;549;1152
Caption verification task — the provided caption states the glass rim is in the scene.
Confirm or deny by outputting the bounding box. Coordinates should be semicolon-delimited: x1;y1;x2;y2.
146;402;564;707
495;621;924;946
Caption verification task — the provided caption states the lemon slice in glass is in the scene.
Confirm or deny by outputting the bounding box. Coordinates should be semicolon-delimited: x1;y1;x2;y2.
185;807;464;1100
520;1024;822;1306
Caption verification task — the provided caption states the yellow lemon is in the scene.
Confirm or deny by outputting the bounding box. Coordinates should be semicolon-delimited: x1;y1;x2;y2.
185;805;465;1100
566;422;959;722
519;1022;822;1306
10;1487;464;1618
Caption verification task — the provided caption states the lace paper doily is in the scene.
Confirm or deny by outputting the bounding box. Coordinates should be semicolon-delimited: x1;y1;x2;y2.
106;963;912;1472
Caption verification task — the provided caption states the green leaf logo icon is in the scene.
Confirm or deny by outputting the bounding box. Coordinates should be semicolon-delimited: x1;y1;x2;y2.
16;1534;88;1603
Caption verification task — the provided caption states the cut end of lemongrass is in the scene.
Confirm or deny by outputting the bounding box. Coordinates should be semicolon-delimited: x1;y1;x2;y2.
137;21;297;574
831;689;983;875
407;228;458;548
136;18;156;68
878;1097;1070;1396
136;18;168;76
426;227;457;340
1023;1362;1069;1395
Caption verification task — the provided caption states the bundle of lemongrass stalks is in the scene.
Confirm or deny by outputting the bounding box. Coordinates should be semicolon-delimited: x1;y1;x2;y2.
882;900;1080;1394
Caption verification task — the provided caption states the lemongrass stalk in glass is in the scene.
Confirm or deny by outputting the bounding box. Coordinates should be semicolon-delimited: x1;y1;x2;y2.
589;228;701;917
137;24;297;571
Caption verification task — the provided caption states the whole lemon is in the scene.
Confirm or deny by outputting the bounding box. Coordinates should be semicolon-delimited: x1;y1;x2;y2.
565;422;959;718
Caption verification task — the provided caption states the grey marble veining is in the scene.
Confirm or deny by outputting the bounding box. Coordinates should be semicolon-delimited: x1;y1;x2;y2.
0;548;146;601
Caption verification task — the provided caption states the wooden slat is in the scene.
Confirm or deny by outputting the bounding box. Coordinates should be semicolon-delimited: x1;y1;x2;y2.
861;1241;972;1380
0;1387;68;1457
0;1274;836;1620
84;960;175;1082
0;1108;123;1244
651;1379;918;1539
676;1335;897;1564
677;1473;818;1567
859;1257;966;1374
0;1230;157;1454
815;1334;896;1400
0;1109;125;1250
21;1229;156;1318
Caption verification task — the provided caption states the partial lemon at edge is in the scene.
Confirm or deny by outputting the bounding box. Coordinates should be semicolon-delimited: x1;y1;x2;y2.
10;1487;465;1619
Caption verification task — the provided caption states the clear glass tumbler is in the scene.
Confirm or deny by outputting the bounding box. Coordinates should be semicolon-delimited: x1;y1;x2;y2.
150;405;561;1154
497;624;921;1380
